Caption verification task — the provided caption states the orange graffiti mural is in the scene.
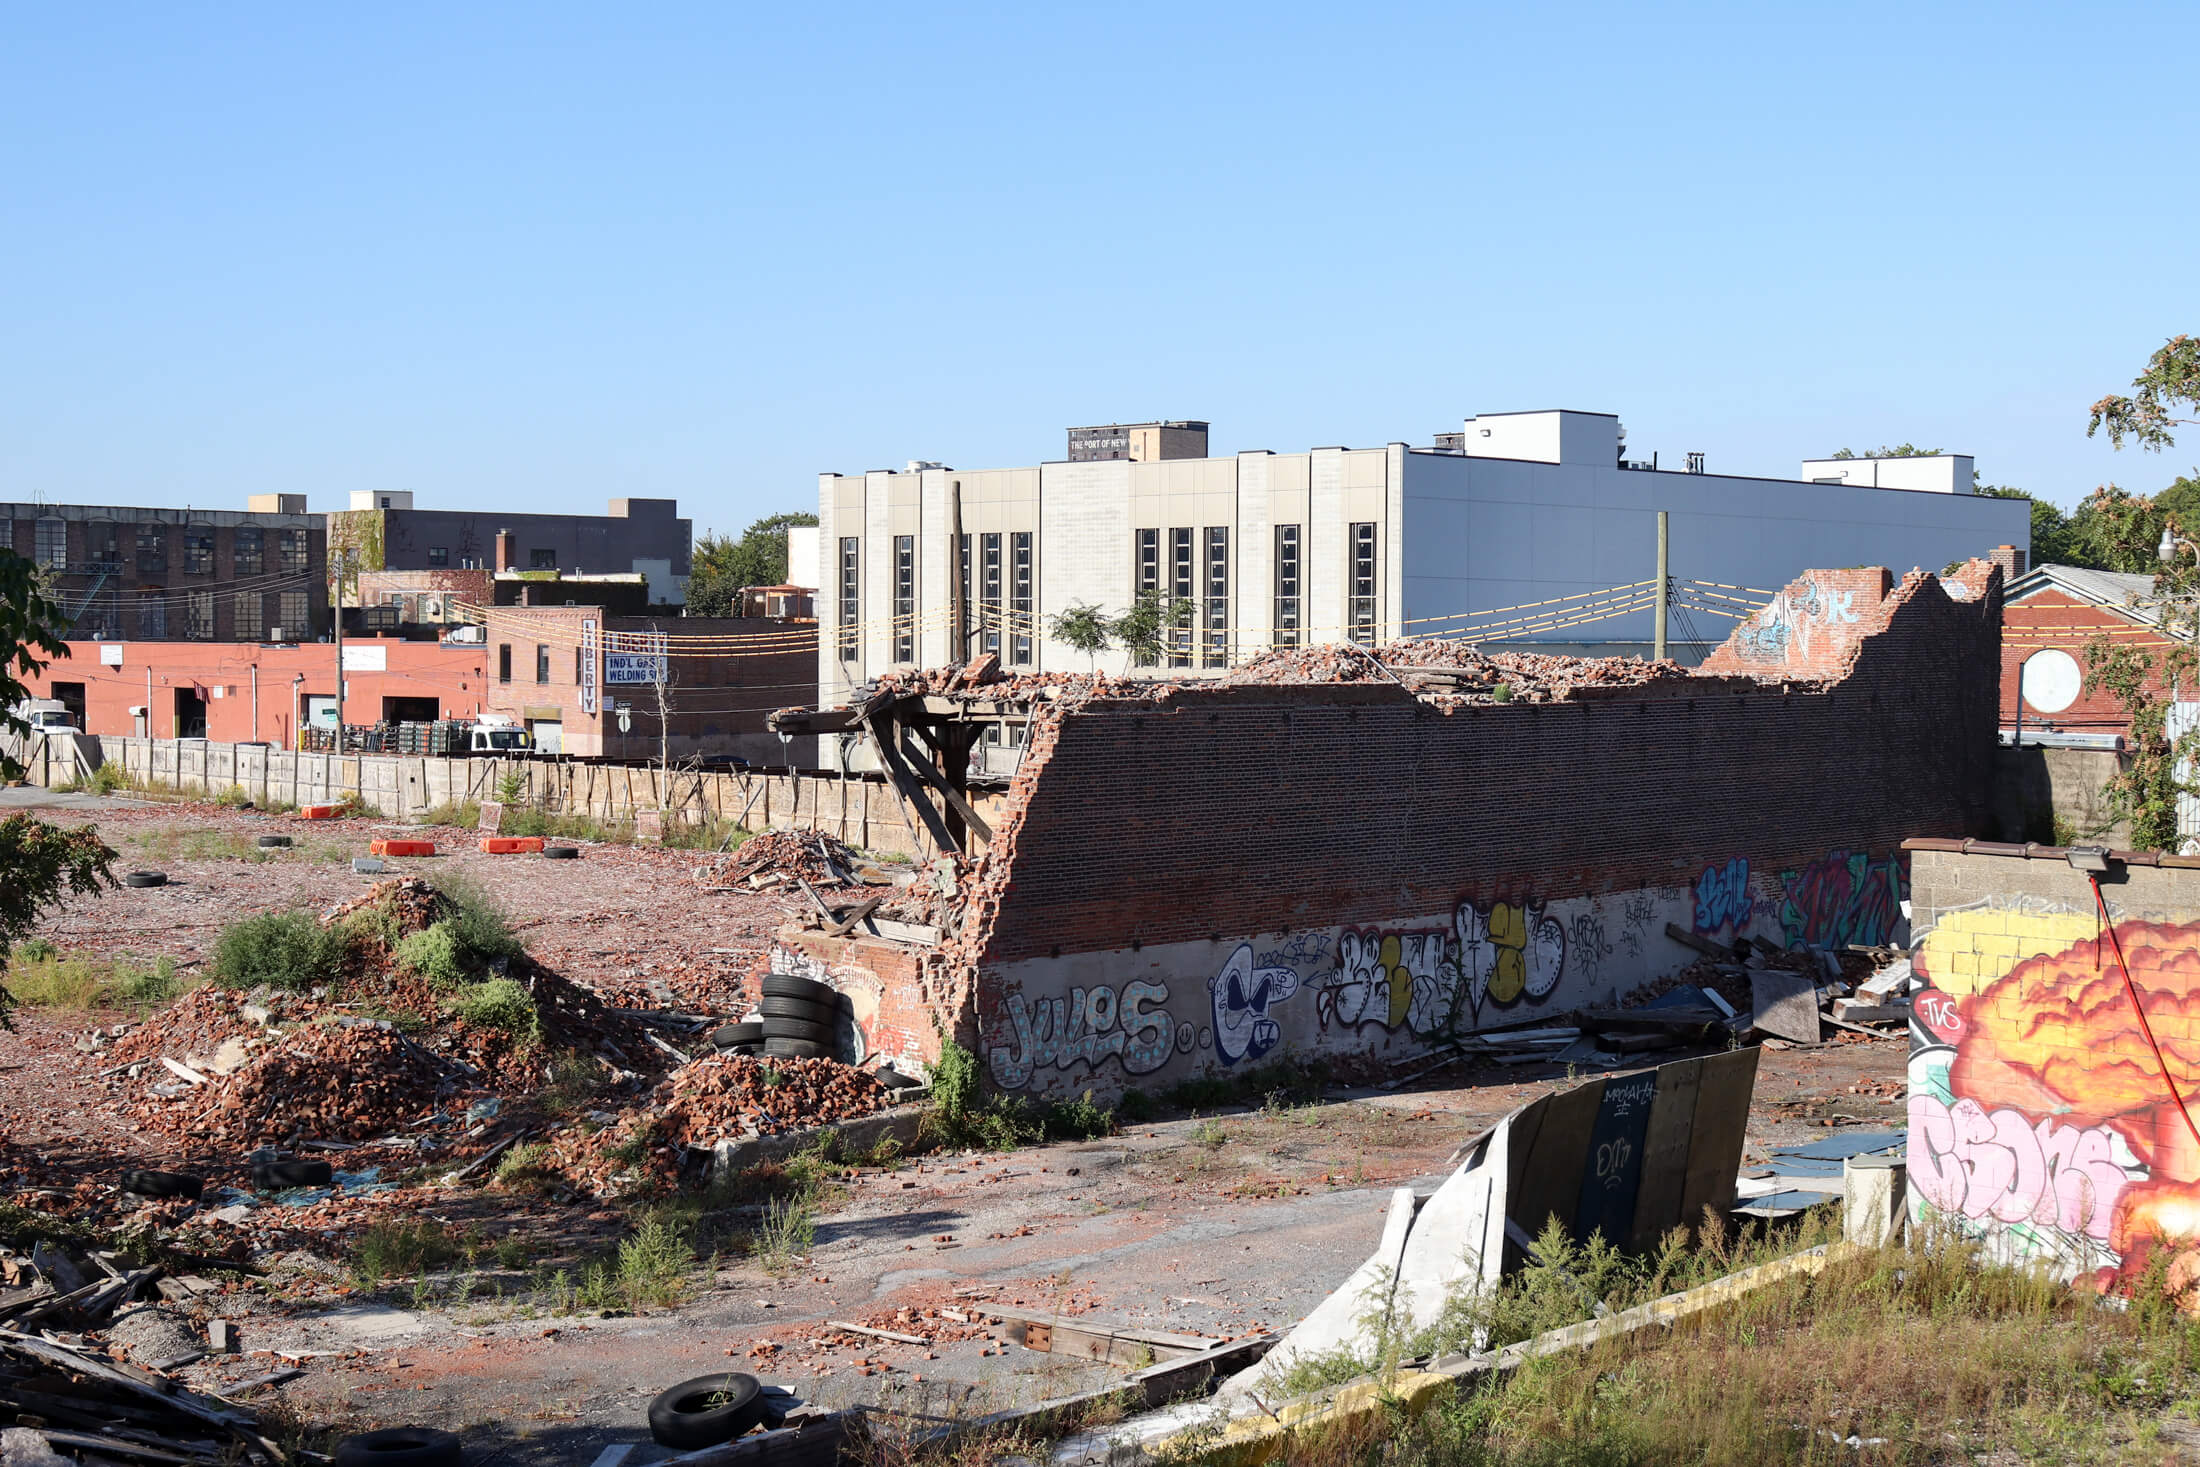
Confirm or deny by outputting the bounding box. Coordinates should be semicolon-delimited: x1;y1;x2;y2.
1920;918;2200;1290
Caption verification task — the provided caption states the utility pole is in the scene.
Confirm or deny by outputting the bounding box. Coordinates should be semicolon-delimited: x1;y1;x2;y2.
1654;510;1669;663
330;548;349;792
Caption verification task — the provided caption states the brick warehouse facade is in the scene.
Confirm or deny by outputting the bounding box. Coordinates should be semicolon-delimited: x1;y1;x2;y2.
1903;841;2200;1291
945;560;2003;1100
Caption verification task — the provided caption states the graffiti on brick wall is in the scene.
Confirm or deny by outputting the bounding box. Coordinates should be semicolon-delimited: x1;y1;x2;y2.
987;980;1175;1090
1692;857;1753;934
1316;898;1567;1037
1910;906;2200;1286
1211;943;1302;1066
1777;849;1906;950
1732;575;1859;663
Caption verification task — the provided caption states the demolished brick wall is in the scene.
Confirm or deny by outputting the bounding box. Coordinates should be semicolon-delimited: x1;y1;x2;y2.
955;563;2002;1100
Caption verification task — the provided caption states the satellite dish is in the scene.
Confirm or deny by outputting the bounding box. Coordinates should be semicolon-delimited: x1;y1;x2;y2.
2020;649;2082;714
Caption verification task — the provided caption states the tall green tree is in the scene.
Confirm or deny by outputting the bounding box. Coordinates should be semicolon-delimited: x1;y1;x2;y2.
0;548;117;1025
684;512;819;617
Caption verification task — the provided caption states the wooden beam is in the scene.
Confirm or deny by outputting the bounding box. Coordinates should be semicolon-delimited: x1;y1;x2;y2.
893;725;992;843
864;712;958;854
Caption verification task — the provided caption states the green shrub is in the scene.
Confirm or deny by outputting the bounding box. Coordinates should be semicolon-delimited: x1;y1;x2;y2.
453;977;539;1038
1115;1089;1156;1125
929;1036;983;1119
13;938;56;964
117;956;180;1007
431;872;522;965
208;912;344;992
393;922;467;988
352;1220;457;1287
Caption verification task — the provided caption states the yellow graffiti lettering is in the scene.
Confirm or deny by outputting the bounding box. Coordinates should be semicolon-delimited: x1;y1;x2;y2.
1487;902;1528;1003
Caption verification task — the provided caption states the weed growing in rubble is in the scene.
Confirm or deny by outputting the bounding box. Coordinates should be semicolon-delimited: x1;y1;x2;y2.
493;1143;556;1194
539;1050;611;1115
419;798;482;828
429;871;523;965
614;1220;694;1307
351;1220;460;1288
392;923;467;986
5;950;181;1011
1191;1118;1229;1150
494;770;528;806
753;1193;816;1275
454;977;539;1037
922;1039;1116;1150
209;910;346;992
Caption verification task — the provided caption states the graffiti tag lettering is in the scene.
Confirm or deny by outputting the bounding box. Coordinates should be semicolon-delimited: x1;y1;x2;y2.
988;980;1174;1089
1777;849;1906;950
1909;1093;2133;1243
1692;857;1752;934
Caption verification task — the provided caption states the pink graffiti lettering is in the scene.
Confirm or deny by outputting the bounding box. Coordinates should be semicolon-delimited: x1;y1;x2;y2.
1909;1094;2133;1241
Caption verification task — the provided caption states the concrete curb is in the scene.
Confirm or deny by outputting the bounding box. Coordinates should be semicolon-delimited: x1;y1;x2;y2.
705;1104;930;1177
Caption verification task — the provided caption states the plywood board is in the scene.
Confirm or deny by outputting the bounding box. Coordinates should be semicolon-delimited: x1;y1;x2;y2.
1750;969;1821;1045
1677;1047;1762;1227
1571;1069;1661;1249
1626;1056;1704;1251
1507;1078;1605;1247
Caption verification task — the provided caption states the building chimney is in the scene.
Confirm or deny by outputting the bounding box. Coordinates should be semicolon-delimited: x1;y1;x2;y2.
1989;543;2027;581
495;529;516;572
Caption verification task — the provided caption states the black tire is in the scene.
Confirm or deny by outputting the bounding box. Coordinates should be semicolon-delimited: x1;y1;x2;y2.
711;1022;764;1050
760;973;832;1003
763;1036;829;1060
119;1168;203;1201
256;835;292;849
758;993;843;1025
334;1427;462;1467
124;871;167;889
648;1371;768;1449
252;1159;334;1190
760;1016;832;1044
542;845;579;859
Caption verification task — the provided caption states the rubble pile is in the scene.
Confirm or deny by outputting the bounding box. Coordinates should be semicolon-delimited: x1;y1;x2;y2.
657;1053;889;1147
697;829;862;890
1226;640;1692;702
193;1024;461;1144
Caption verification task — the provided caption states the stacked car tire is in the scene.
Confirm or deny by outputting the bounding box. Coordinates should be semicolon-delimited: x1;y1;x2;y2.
754;974;846;1059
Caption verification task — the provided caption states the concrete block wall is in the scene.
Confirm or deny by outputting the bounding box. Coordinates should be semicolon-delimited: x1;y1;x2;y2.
3;730;992;862
1905;842;2200;1291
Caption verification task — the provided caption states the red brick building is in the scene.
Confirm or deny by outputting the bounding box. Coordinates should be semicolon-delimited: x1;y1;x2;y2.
16;639;486;745
2001;564;2186;742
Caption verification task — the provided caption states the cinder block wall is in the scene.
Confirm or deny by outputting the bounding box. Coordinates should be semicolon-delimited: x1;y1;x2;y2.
960;568;2002;1101
1906;843;2200;1289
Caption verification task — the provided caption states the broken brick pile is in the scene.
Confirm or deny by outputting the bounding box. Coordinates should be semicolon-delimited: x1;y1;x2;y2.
190;1024;458;1145
654;1053;888;1147
697;829;861;890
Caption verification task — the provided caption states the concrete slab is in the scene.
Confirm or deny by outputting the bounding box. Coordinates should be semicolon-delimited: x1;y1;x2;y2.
1750;969;1822;1045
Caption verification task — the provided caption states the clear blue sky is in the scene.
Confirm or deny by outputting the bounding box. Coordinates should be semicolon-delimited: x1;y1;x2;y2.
5;3;2197;535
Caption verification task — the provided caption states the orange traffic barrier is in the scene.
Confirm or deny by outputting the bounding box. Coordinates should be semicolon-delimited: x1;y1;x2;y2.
299;804;342;820
478;837;546;855
370;839;437;858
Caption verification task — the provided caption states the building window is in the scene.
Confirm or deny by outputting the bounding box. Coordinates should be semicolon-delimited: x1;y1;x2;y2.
234;526;263;575
498;644;513;684
980;532;1002;659
183;526;215;575
1203;527;1228;669
1274;524;1302;648
530;547;557;569
1169;528;1194;668
34;519;65;569
136;526;167;576
1349;521;1377;646
86;521;118;567
137;591;166;640
428;546;448;567
893;534;916;664
236;592;262;640
536;644;550;683
837;537;859;661
1133;529;1160;667
186;590;216;640
958;534;972;656
1010;531;1033;666
280;529;309;572
278;591;307;638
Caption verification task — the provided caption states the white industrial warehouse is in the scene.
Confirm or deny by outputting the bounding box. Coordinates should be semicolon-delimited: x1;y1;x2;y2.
811;410;2028;708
